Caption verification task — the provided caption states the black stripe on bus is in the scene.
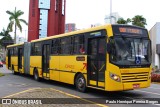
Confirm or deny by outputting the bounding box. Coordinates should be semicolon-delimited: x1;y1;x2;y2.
29;67;87;75
49;69;87;75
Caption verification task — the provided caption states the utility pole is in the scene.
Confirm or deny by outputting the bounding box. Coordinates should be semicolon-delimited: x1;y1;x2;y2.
110;0;112;24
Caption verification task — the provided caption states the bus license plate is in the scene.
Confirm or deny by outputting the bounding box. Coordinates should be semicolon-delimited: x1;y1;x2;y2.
133;84;140;88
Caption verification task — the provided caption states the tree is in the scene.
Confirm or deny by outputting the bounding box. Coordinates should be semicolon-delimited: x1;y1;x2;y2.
132;15;147;28
0;28;13;48
117;18;131;24
6;7;28;44
0;28;11;37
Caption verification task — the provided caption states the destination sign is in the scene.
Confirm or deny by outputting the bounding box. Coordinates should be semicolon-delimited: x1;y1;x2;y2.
119;27;142;34
112;25;148;37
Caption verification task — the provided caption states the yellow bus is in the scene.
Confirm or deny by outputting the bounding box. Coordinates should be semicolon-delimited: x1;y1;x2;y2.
6;24;152;92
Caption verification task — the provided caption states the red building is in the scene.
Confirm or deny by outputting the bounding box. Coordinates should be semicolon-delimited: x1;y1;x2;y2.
28;0;65;42
65;23;76;33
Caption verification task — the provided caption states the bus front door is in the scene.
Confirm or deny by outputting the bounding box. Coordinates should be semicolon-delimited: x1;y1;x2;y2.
42;44;50;79
88;37;106;88
18;48;23;72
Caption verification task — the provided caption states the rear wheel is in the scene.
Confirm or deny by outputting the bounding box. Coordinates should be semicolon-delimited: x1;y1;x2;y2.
34;69;40;81
75;74;86;92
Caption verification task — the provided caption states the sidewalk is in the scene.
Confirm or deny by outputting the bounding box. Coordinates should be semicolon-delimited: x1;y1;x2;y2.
0;65;11;74
1;88;105;107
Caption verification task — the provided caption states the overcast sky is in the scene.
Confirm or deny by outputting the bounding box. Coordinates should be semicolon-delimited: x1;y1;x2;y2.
0;0;160;37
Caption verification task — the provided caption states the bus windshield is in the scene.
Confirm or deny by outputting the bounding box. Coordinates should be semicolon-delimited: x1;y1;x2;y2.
109;37;151;66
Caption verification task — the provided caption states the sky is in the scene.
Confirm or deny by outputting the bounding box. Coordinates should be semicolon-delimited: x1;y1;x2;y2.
0;0;160;38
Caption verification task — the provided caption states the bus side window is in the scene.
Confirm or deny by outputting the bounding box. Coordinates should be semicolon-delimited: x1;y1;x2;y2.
65;37;71;54
34;43;41;55
31;43;35;55
13;47;18;56
31;42;41;55
61;38;66;54
51;39;60;54
73;35;85;54
79;35;85;54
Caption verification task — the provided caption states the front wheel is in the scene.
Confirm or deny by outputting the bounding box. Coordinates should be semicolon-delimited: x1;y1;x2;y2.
75;74;86;92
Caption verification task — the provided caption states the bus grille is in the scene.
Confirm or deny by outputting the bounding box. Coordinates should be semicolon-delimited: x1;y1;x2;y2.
121;72;149;83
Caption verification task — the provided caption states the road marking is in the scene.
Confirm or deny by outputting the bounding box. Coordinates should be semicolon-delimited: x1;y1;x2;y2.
50;88;108;107
154;104;160;106
3;87;41;98
2;87;108;107
152;82;160;85
134;90;160;96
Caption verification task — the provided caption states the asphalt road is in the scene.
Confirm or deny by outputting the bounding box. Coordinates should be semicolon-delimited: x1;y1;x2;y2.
0;65;160;107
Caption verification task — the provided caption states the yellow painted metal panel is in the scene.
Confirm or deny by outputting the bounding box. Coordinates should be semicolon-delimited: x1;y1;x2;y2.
106;24;113;37
21;57;24;74
90;80;96;85
30;56;42;75
30;68;34;76
59;55;87;73
105;63;123;91
58;55;87;84
98;82;104;87
123;80;150;90
59;72;75;84
50;70;59;81
11;56;18;72
6;57;8;69
50;56;60;81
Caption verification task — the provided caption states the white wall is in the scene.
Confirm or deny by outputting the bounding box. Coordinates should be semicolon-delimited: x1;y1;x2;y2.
149;22;160;68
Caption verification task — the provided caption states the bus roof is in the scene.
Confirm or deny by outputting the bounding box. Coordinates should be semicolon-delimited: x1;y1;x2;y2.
31;24;111;43
7;43;24;48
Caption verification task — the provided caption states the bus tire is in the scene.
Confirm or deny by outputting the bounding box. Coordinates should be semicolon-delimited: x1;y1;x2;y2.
34;69;40;81
75;74;86;92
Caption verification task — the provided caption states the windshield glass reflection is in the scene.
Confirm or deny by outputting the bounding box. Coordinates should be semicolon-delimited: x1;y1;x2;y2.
109;37;151;65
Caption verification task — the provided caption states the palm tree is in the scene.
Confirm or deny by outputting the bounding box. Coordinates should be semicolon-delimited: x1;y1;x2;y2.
0;28;11;37
117;18;131;24
132;15;147;28
6;7;28;43
0;28;13;48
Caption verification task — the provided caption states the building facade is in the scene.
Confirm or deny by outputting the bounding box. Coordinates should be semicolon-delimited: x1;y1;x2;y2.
28;0;66;41
65;23;76;33
149;22;160;68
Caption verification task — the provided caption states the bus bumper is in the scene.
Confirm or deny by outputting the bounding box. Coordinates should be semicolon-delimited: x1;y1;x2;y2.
123;81;151;90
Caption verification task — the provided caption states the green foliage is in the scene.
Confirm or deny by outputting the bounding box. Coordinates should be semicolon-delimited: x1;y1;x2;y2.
132;15;147;28
0;28;11;37
0;28;13;48
6;7;28;43
117;15;147;28
0;73;4;77
117;18;131;24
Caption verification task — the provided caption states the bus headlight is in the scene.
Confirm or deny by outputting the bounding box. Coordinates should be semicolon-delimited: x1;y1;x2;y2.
110;72;121;82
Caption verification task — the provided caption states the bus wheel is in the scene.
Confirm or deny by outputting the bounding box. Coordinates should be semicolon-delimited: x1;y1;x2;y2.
75;74;86;92
34;69;40;81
